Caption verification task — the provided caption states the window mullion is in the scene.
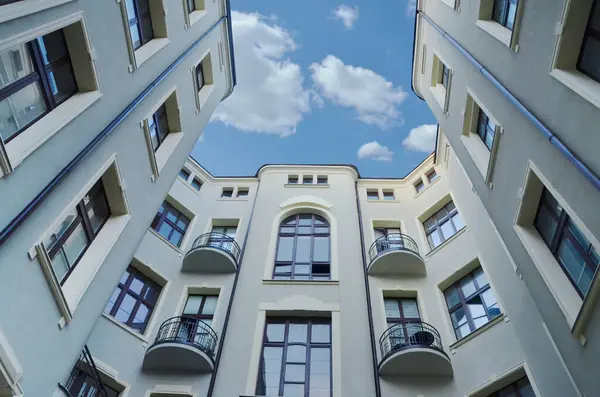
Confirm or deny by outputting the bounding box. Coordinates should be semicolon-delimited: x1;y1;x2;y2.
29;38;56;109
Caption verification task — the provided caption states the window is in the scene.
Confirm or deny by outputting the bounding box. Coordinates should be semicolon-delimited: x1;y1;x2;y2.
66;365;119;397
317;176;328;185
367;189;379;200
124;0;154;50
191;177;202;191
477;109;496;151
382;190;395;200
1;1;25;5
303;175;313;184
182;294;217;327
104;266;161;333
444;267;501;339
256;318;332;397
431;54;452;112
186;0;196;14
440;63;450;89
151;201;190;247
577;0;600;83
0;30;77;143
534;189;599;297
237;188;249;197
179;168;190;180
414;180;425;193
423;201;465;249
274;214;330;280
492;0;518;30
148;104;169;152
43;179;110;284
221;188;233;198
209;226;237;251
488;376;534;397
196;61;205;91
384;298;420;325
288;175;299;184
427;170;439;183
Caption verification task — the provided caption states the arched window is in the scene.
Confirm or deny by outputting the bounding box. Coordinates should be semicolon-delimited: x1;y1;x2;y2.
274;214;330;280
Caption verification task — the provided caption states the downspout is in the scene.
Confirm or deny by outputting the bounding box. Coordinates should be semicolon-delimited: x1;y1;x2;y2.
414;11;600;192
354;182;382;397
0;6;237;247
206;180;261;397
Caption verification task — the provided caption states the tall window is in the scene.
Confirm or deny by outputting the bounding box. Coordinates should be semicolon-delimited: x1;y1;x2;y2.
66;366;119;397
148;104;169;152
274;214;330;280
256;318;331;397
44;179;110;284
534;189;599;297
384;298;422;349
183;294;217;326
444;267;501;339
124;0;154;50
196;62;205;91
492;0;518;30
489;376;534;397
440;63;450;88
578;0;600;83
374;227;402;251
104;266;161;333
151;201;190;247
0;30;77;143
477;109;496;151
423;201;465;249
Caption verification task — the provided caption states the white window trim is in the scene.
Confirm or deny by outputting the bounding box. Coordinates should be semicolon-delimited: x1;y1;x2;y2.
173;285;223;336
466;361;541;397
0;12;102;178
429;52;452;114
0;0;76;24
439;0;456;9
0;328;24;397
182;0;208;28
475;0;524;50
192;50;215;113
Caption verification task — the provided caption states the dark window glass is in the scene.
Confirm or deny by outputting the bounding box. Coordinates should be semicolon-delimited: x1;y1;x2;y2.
440;63;450;88
317;176;328;185
492;0;518;30
104;266;161;333
44;179;110;284
444;268;501;339
384;298;421;348
191;177;202;191
66;365;119;397
257;318;331;397
222;188;233;198
577;0;600;83
534;189;599;297
303;176;313;184
237;188;249;197
427;170;439;183
183;294;218;327
489;376;534;397
423;201;465;249
186;0;196;13
196;62;205;91
476;109;496;151
288;175;299;184
209;226;237;251
367;190;379;200
179;168;190;180
383;191;395;200
148;104;169;152
415;180;425;193
151;201;190;247
125;0;154;50
0;0;26;5
0;30;77;143
274;214;330;280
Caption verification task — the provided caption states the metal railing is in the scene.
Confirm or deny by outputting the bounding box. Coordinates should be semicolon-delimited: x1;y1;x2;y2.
190;232;241;263
368;233;420;263
379;320;445;360
151;316;218;360
62;346;111;397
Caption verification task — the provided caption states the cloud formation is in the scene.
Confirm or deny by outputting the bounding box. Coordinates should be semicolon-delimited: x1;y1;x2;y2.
332;5;359;29
357;141;394;161
402;124;437;152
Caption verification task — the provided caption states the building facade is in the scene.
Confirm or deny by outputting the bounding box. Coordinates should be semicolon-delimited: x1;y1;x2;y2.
0;0;235;395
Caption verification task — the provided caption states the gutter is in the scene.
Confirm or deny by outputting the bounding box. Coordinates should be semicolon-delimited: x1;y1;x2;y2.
223;0;237;99
0;7;237;248
353;182;382;397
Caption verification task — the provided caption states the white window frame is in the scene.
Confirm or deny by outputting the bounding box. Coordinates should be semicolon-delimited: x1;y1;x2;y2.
192;51;215;113
476;0;524;50
430;52;452;114
182;0;208;28
0;327;23;397
466;362;541;397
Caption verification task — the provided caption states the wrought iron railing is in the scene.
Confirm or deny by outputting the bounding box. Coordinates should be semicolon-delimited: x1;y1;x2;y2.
190;232;241;263
368;233;420;263
379;320;445;360
151;316;218;360
62;346;112;397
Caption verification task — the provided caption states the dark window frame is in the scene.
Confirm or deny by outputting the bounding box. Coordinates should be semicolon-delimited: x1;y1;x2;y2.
196;62;205;91
186;0;196;14
126;0;154;51
302;175;314;184
577;0;600;83
148;104;169;152
179;168;190;180
491;0;518;30
221;188;234;198
423;201;465;249
66;365;120;397
489;376;532;397
440;63;450;88
150;201;190;247
288;175;299;184
367;189;380;200
191;177;202;191
382;190;395;200
476;109;496;151
256;318;332;397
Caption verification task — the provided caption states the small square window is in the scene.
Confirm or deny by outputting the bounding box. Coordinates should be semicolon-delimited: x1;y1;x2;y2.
191;178;202;191
414;180;425;193
427;170;439;183
383;190;395;200
367;190;379;200
179;168;190;180
317;175;328;185
303;175;313;184
221;188;233;198
288;175;298;184
237;188;249;197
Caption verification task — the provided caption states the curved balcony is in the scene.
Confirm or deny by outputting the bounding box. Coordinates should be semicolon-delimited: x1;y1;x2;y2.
143;316;218;373
367;234;425;276
181;232;241;273
379;320;452;376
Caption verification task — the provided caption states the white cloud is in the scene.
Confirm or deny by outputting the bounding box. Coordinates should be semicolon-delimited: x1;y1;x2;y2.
402;124;437;152
211;11;311;137
406;0;417;16
332;5;359;29
357;141;394;162
310;55;408;129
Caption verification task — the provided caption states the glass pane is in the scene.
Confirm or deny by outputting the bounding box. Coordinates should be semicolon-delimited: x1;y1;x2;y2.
473;268;488;287
48;62;76;103
288;323;308;343
506;1;517;29
44;208;78;251
460;276;477;298
104;287;121;314
440;220;455;240
401;299;420;319
384;299;400;318
436;206;449;220
276;237;294;262
311;324;330;343
428;232;442;249
132;304;149;329
456;323;472;339
444;286;460;308
0;81;47;141
50;251;70;281
0;42;34;89
481;288;498;312
176;216;189;231
280;226;295;235
166;208;178;223
534;205;558;246
262;346;283;388
579;264;595;296
266;323;285;342
274;264;292;274
566;219;593;252
295;236;311;262
286;345;306;362
119;269;130;285
298;226;312;235
62;222;88;266
139;12;155;44
558;238;586;293
285;364;305;382
143;285;160;305
450;307;468;328
452;213;465;231
314;227;329;234
298;214;312;225
517;378;535;397
157;222;173;240
125;0;136;18
129;276;144;295
423;217;436;231
492;0;507;24
294;264;310;275
87;198;109;235
169;230;183;247
283;383;304;397
313;237;329;262
310;348;330;395
473;315;490;329
579;36;600;83
466;295;487;321
129;24;141;49
312;263;330;277
202;296;217;315
282;216;297;225
184;295;203;314
114;293;136;323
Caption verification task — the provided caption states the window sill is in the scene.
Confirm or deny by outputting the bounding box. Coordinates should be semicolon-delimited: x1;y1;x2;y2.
197;84;214;113
475;20;512;48
425;227;468;259
0;0;75;23
550;68;600;111
148;227;184;255
460;134;492;184
217;197;249;201
263;279;339;286
101;313;149;344
439;0;456;9
284;184;331;188
188;9;208;27
365;199;400;203
449;314;505;351
135;38;170;69
430;84;447;113
154;131;184;177
4;91;102;173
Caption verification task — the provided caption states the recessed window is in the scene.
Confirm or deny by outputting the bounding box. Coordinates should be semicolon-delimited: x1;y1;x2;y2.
367;189;380;200
191;177;202;191
577;0;600;83
492;0;518;30
385;298;420;326
427;170;439;183
125;0;154;50
104;265;161;333
423;201;465;249
256;318;332;397
288;175;299;184
221;188;233;198
488;376;534;397
237;188;249;197
431;54;452;112
414;180;425;193
476;109;496;151
196;61;205;91
317;175;328;185
534;189;599;297
382;190;395;200
179;168;190;180
66;358;120;397
0;30;77;143
186;0;196;14
148;104;169;152
274;214;330;280
303;175;314;184
440;63;450;89
151;201;190;247
182;294;217;327
43;179;110;284
444;267;501;339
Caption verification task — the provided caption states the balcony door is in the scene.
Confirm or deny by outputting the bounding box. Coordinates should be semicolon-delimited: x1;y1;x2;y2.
374;227;402;252
384;298;421;349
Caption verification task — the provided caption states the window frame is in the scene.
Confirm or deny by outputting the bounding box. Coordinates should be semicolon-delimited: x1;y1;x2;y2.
191;177;202;191
317;176;328;185
221;188;234;198
288;175;299;184
476;109;496;151
382;190;395;201
427;169;439;183
414;180;425;193
237;188;249;197
150;201;190;247
367;189;380;200
66;365;120;397
489;376;533;397
384;298;420;324
302;175;314;185
125;0;154;51
491;0;518;30
576;0;600;83
186;0;196;14
423;201;465;250
179;168;190;180
182;294;218;325
148;104;169;152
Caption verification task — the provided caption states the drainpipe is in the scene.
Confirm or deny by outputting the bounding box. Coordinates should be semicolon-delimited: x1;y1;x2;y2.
206;181;261;397
354;182;382;397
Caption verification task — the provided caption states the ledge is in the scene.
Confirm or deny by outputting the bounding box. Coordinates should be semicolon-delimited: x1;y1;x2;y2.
284;184;330;188
0;0;75;23
148;228;184;255
550;68;600;111
425;227;468;259
188;9;208;27
217;198;249;202
101;313;149;344
262;279;339;286
135;38;170;69
365;199;401;204
476;20;512;48
449;314;505;350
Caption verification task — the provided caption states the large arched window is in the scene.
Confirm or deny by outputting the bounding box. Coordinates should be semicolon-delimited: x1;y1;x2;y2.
274;214;331;280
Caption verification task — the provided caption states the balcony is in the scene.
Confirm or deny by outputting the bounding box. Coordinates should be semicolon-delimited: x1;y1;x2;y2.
367;234;425;276
143;316;218;373
379;321;452;376
181;232;241;273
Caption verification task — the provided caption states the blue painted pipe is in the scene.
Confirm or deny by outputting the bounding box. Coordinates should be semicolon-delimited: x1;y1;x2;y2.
418;12;600;192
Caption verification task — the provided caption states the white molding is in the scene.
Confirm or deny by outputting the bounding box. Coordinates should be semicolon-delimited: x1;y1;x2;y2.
0;0;75;24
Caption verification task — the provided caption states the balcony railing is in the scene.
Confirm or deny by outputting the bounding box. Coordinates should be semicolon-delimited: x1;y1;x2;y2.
191;232;241;264
368;233;420;263
62;346;112;397
151;316;218;360
379;320;445;359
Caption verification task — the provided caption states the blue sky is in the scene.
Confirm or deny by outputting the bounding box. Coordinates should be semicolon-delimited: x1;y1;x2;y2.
191;0;437;178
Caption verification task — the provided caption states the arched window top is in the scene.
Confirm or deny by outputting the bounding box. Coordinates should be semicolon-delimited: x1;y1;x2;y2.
274;213;330;280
